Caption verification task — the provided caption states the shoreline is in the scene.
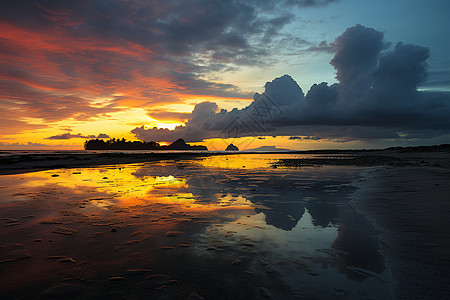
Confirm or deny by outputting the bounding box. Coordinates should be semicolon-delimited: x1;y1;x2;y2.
1;147;448;176
350;163;450;299
0;152;220;175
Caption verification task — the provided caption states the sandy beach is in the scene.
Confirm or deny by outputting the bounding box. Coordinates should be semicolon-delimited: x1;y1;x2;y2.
0;149;449;299
351;162;450;299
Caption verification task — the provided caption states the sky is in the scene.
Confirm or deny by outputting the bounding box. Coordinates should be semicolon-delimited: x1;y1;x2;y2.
0;0;449;150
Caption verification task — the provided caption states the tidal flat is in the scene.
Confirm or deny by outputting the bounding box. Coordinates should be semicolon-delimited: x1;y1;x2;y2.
0;152;448;299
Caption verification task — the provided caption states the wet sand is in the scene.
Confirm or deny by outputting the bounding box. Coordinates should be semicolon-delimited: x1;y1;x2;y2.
351;154;450;299
274;149;450;298
0;152;213;175
0;150;449;299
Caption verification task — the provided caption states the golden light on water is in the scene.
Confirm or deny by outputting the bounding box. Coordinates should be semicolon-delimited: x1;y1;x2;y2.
12;161;257;211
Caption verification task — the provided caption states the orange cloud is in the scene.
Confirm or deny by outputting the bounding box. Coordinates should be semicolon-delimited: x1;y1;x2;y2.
0;1;274;146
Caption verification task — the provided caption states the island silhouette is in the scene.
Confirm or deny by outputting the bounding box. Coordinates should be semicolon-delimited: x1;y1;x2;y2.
84;138;207;151
225;143;239;151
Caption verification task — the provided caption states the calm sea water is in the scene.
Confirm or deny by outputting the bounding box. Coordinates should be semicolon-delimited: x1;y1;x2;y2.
0;154;392;299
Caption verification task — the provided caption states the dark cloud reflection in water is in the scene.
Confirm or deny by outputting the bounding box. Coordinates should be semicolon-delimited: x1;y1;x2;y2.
0;155;390;299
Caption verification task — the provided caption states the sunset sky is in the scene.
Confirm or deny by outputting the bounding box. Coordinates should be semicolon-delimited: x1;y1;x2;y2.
1;0;449;150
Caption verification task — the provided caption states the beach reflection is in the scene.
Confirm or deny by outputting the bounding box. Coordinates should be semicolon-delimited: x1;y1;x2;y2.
0;155;391;299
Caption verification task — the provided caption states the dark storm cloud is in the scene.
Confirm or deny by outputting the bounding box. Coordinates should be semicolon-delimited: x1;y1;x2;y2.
132;25;450;143
330;24;385;93
46;133;110;140
373;42;429;93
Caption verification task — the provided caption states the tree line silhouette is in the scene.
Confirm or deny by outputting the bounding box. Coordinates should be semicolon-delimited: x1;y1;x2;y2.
84;138;207;150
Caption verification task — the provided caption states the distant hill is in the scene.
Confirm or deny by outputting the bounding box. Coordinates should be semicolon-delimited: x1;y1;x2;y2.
84;138;207;151
385;144;450;153
243;146;291;152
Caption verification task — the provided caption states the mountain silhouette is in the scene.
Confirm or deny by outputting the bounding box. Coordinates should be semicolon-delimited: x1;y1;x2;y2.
244;146;291;152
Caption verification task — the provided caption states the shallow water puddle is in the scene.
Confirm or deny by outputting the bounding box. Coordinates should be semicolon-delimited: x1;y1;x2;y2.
0;154;392;299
